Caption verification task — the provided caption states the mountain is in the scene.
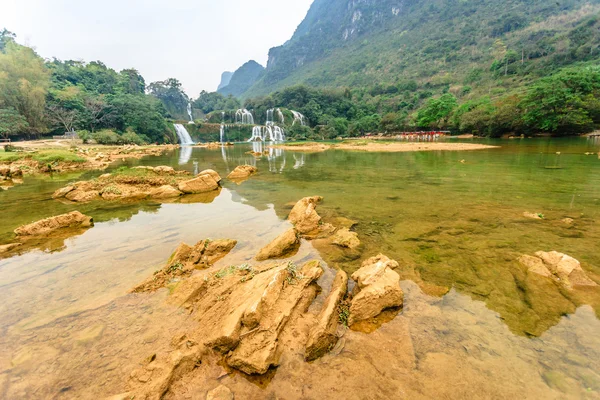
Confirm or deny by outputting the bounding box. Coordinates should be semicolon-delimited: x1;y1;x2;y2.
217;71;233;91
217;60;265;97
238;0;600;99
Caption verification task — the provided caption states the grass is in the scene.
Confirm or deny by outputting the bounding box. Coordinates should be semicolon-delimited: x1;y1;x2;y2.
0;152;25;162
32;150;85;164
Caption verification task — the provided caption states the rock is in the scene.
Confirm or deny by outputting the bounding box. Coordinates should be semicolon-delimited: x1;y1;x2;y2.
227;165;257;180
255;228;300;261
198;239;238;267
332;217;357;229
206;385;233;400
9;166;22;177
288;196;323;235
14;211;94;237
518;255;552;278
332;228;360;249
66;189;100;202
0;165;9;177
305;269;348;361
153;166;176;174
178;170;222;194
523;212;543;220
104;393;135;400
52;185;75;199
150;185;182;199
561;218;574;225
0;243;22;254
349;254;403;326
522;251;598;289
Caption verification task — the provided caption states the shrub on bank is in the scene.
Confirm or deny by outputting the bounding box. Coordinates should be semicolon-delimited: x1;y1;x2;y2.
91;129;148;145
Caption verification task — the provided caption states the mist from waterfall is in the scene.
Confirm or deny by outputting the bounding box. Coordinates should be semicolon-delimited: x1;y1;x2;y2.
174;124;194;145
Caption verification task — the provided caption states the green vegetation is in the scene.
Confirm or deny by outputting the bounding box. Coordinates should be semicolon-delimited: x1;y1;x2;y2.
218;60;265;97
0;30;175;143
31;150;85;164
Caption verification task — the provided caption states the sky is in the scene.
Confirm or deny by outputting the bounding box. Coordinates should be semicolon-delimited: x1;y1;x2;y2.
1;0;313;97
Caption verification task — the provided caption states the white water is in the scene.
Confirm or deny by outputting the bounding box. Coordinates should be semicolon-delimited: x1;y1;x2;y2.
174;124;194;145
187;103;194;124
248;125;285;142
235;109;254;125
277;108;285;124
291;110;306;126
220;125;226;143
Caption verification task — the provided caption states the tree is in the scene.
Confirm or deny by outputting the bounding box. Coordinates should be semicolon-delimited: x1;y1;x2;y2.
0;29;16;53
47;105;77;133
118;69;146;95
0;41;50;133
416;93;457;128
0;108;28;139
147;78;189;119
83;96;112;132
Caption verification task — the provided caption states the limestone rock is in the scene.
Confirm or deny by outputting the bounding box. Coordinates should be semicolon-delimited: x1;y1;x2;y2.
520;251;598;289
332;228;360;249
14;211;94;237
227;165;257;180
519;255;552;278
0;243;22;254
52;185;75;199
0;165;9;177
153;166;176;174
288;196;323;234
349;254;403;326
206;385;233;400
150;185;182;199
65;189;100;202
9;166;22;177
255;228;300;261
179;170;221;194
305;269;348;361
523;212;543;220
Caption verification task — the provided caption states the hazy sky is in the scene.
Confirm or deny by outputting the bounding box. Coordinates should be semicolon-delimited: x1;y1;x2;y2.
2;0;313;97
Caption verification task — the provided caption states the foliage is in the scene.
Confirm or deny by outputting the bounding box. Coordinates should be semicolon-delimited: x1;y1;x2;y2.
193;91;240;114
31;150;85;164
90;129;148;145
416;94;457;129
0;108;29;139
218;60;265;97
147;78;189;119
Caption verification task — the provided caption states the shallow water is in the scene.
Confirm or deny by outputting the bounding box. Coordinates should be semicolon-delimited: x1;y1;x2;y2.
0;137;599;399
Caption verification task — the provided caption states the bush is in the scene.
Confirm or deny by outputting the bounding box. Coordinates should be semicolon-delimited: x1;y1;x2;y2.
78;130;90;144
122;130;148;145
91;129;122;145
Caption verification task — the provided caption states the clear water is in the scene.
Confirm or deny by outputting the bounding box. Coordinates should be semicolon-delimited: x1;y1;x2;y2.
1;138;599;399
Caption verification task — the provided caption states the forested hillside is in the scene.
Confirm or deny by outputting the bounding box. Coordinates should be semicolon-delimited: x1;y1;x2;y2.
218;60;265;97
219;0;600;136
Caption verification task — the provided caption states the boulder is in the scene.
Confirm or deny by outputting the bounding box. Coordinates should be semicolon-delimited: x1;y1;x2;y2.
332;228;360;249
349;254;403;326
52;186;75;199
178;170;222;194
305;269;348;361
520;251;598;289
206;385;233;400
0;165;9;177
227;165;257;180
255;228;300;261
153;166;176;175
66;189;100;202
288;196;323;235
9;166;22;177
150;185;182;199
14;211;94;237
523;212;543;220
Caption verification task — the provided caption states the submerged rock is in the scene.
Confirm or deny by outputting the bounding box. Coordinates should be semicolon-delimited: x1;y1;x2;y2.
523;212;543;220
349;254;403;326
14;211;94;237
227;165;257;181
305;269;348;361
288;196;323;234
179;170;222;194
332;228;360;249
52;185;75;199
519;251;598;289
255;228;300;261
206;385;233;400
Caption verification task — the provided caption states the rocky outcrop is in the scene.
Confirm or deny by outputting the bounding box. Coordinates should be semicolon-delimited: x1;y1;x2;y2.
255;228;300;261
207;385;233;400
149;185;183;199
305;269;348;361
288;196;323;234
178;170;222;194
132;239;237;293
332;228;360;249
14;211;94;237
349;254;404;326
227;165;257;181
520;251;598;289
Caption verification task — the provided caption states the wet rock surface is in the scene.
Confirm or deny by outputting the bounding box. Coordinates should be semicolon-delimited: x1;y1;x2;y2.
132;239;237;293
349;254;404;326
179;170;222;194
226;165;257;182
288;196;323;235
14;211;93;237
255;228;299;261
520;251;598;289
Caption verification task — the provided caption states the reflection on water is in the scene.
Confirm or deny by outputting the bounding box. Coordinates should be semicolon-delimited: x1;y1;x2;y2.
0;138;599;398
178;145;193;165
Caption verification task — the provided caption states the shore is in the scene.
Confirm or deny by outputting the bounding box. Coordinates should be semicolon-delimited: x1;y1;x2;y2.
271;141;500;152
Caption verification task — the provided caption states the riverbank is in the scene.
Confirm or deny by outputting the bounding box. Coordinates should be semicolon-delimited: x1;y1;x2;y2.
271;141;499;152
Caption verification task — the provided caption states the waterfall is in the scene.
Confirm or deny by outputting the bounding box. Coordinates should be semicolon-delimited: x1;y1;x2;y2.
266;109;274;125
174;124;194;145
277;108;285;124
220;125;226;143
187;103;194;124
291;110;306;126
235;109;254;125
248;126;263;142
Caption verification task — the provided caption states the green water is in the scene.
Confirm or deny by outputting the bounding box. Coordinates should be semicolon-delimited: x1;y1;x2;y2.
1;137;599;398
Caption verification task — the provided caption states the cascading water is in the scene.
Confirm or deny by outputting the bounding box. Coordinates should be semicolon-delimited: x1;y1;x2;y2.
266;109;274;126
291;110;306;126
235;109;254;125
276;108;285;124
187;103;194;124
220;125;226;143
174;124;194;145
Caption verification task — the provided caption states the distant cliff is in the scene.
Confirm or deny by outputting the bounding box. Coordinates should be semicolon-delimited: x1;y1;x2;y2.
217;71;233;91
217;60;265;97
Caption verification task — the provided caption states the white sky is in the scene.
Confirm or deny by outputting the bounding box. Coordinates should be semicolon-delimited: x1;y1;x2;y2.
1;0;313;97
